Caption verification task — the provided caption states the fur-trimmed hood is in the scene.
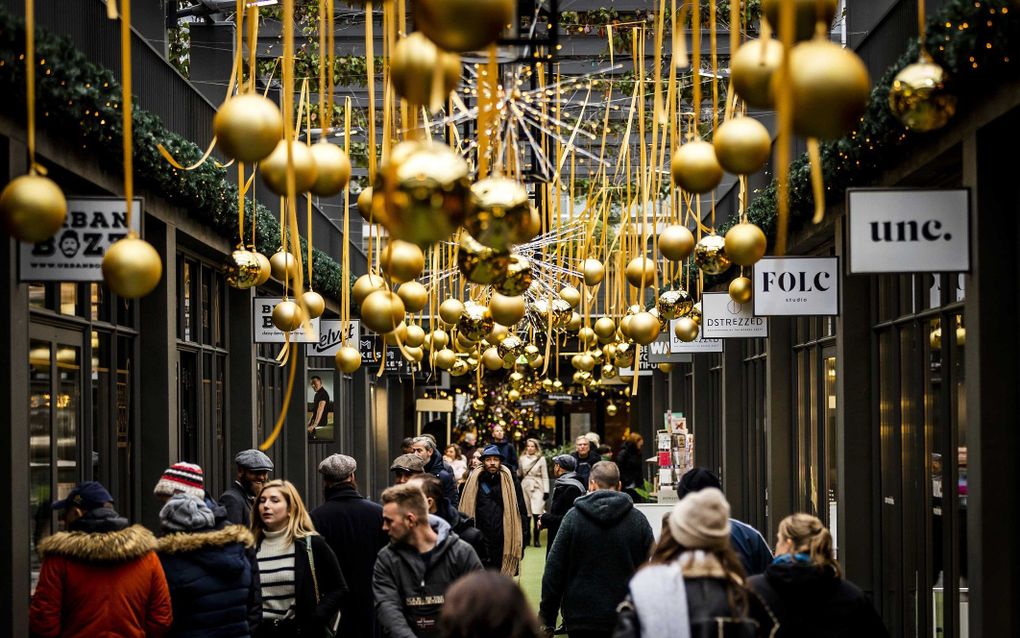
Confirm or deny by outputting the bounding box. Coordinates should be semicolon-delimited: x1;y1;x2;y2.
38;524;157;563
157;524;255;554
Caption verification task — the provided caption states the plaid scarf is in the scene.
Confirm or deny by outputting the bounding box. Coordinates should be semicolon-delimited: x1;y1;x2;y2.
460;465;523;576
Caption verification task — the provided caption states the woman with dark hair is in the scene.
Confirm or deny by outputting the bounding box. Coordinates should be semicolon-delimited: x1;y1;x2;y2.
440;571;541;638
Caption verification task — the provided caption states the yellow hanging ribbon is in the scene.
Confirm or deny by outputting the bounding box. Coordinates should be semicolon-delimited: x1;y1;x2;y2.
24;0;42;175
808;139;826;224
118;0;134;230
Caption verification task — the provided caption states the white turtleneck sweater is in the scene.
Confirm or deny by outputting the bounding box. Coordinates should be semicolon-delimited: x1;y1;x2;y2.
258;528;297;620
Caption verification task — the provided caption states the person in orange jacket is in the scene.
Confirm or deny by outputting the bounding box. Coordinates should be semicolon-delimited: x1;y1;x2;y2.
29;481;173;637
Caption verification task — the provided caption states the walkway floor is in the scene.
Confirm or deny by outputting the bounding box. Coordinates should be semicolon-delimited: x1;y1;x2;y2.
519;528;547;613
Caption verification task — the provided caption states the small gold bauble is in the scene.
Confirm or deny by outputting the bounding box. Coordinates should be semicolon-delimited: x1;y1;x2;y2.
493;254;533;296
102;236;163;299
497;335;525;366
888;54;957;132
729;277;753;304
578;327;597;348
428;329;450;350
507;389;522;402
489;292;526;326
302;290;326;319
414;0;514;53
261;140;318;195
588;348;605;366
357;187;378;223
0;174;67;242
581;258;605;286
523;344;541;363
575;353;596;372
541;378;554;391
594;317;617;341
308;142;352;197
433;348;457;370
763;0;838;42
566;312;582;333
448;358;471;377
657;289;695;320
397;281;429;313
630;312;661;346
270;249;298;282
509;371;526;389
213;93;283;163
360;290;406;334
785;39;871;140
731;38;784;109
659;224;696;262
353;273;387;307
529;354;545;370
714;117;772;175
552;379;564;391
613;342;635;368
624;256;657;288
439;298;465;325
601;364;619;379
602;343;618;360
390;32;462;112
457;302;494;341
572;370;593;387
226;250;262;289
386;323;409;346
253;252;272;286
725;223;768;266
272;300;305;332
560;286;582;309
473;397;487;411
531;299;573;331
381;240;426;284
466;177;540;251
694;234;732;276
404;346;425;363
671;141;723;194
690;302;703;325
674;316;700;342
606;402;619;416
458;233;510;284
335;346;362;373
405;324;426;348
482;347;504;371
619;314;635;340
658;363;674;374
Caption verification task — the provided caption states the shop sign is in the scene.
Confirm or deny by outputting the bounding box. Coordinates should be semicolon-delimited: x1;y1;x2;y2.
847;188;970;273
753;257;839;316
19;197;141;282
306;320;360;357
701;292;768;339
647;333;694;363
546;393;575;402
669;319;724;353
619;345;655;376
253;297;320;343
382;347;427;376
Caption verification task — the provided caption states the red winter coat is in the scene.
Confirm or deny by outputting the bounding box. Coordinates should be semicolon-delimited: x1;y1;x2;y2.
30;522;173;637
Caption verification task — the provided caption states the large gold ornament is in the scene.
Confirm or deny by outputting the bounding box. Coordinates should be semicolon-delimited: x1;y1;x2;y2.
457;302;494;341
671;141;723;194
302;291;326;319
458;233;509;284
497;335;525;366
560;286;581;308
405;324;426;348
694;234;732;275
213;93;283;163
448;358;471;377
489;292;526;326
390;32;462;112
763;0;838;42
724;223;768;266
376;140;471;247
624;256;657;288
353;273;387;307
888;54;956;132
360;290;406;334
531;299;573;330
786;39;871;140
404;346;425;364
659;225;696;262
357;187;377;223
0;174;67;242
261;140;318;195
271;300;305;332
433;348;457;370
466;177;541;251
674;316;700;342
581;258;605;286
729;277;753;304
308;142;352;197
630;312;661;346
226;250;262;289
101;236;163;299
482;347;504;371
731;38;783;109
270;249;298;282
253;252;272;286
713;117;772;175
414;0;514;53
335;346;362;373
594;317;617;342
397;281;428;313
657;289;694;320
439;298;465;325
382;240;426;284
493;254;533;296
578;327;597;348
428;329;451;351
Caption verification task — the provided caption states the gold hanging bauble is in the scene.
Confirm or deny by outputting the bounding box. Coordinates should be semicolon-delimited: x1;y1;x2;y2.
357;187;378;223
482;347;504;371
594;317;617;341
581;258;606;286
576;353;596;372
448;358;471;377
397;281;428;313
489;292;526;326
578;327;597;348
785;39;871;140
658;363;674;374
457;302;494;341
497;335;525;366
523;344;541;363
507;388;522;402
269;249;298;282
673;316;700;342
690;302;703;325
473;397;487;411
509;371;526;389
386;323;410;347
212;93;283;163
619;314;635;340
335;345;362;373
493;254;533;296
271;300;305;332
308;142;352;197
376;140;471;247
226;249;262;289
404;346;425;363
261;140;318;195
487;323;508;344
659;225;695;262
601;363;619;379
572;370;593;387
434;348;457;370
0;174;67;242
381;239;426;284
648;308;668;329
763;0;838;42
465;354;481;373
657;289;694;320
541;378;554;391
457;233;510;284
552;379;564;391
566;312;583;333
529;354;545;369
426;329;450;351
455;331;478;352
625;256;657;288
671;141;723;194
302;290;326;319
390;32;462;112
353;273;387;307
102;236;163;299
588;348;605;366
531;299;573;330
405;324;426;348
613;342;635;368
605;402;619;416
360;290;406;334
414;0;514;53
253;252;272;286
729;277;753;304
731;38;784;109
713;117;772;175
888;54;957;132
694;234;732;275
439;298;466;326
560;286;582;308
630;312;661;346
466;177;541;251
724;223;768;266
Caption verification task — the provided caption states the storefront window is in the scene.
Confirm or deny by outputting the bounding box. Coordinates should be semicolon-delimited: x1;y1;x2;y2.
792;318;837;524
742;339;768;532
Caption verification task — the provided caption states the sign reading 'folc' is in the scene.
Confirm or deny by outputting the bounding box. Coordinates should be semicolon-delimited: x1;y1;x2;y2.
701;292;768;338
753;257;839;316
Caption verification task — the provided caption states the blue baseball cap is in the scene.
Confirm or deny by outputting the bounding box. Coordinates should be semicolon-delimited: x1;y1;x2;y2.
480;445;504;460
52;481;114;511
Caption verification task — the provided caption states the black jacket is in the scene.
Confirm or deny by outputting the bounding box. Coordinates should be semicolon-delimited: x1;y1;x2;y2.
310;483;388;637
615;443;644;490
748;560;889;638
472;468;530;568
219;482;254;526
490;439;519;473
424;449;460;509
572;450;602;487
436;501;489;567
540;490;653;632
685;575;775;637
540;471;585;551
372;516;483;637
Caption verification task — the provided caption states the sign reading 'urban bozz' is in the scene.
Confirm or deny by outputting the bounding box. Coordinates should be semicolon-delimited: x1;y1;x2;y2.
753;257;839;316
847;188;970;273
701;292;768;338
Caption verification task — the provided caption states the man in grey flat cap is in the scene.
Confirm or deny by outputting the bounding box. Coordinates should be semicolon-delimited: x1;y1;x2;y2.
390;453;426;485
218;449;273;525
311;454;387;637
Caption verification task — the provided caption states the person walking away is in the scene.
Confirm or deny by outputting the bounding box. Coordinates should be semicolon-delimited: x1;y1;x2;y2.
748;514;888;637
252;480;346;637
408;474;489;565
540;455;586;554
157;493;260;637
310;454;388;637
572;435;602;488
30;481;173;637
307;376;331;436
443;445;468;483
460;445;530;574
539;462;653;638
615;434;645;502
518;438;549;547
488;424;519;473
412;436;460;508
220;450;274;526
391;453;426;485
373;483;483;637
439;571;542;638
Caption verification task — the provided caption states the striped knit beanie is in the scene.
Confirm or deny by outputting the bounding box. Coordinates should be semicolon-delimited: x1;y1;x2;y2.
153;462;206;500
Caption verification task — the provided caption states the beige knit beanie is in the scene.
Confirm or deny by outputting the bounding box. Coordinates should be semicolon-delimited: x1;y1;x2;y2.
668;486;732;549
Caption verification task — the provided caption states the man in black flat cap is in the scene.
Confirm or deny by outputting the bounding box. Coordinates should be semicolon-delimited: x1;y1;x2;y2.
540;454;587;553
218;449;274;525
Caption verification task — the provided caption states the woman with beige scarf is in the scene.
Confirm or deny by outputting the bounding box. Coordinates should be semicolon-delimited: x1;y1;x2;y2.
460;445;531;576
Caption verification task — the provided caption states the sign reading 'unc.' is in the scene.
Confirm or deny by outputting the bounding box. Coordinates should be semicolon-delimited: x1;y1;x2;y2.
701;292;768;338
847;188;970;273
753;257;840;316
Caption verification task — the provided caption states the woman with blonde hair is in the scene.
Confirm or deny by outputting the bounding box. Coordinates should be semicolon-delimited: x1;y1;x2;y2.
747;514;888;637
518;438;549;547
252;479;347;637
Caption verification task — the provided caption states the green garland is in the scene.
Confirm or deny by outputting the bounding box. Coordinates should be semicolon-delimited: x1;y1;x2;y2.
0;7;356;303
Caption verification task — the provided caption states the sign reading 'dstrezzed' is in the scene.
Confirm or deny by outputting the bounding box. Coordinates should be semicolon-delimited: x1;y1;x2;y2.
847;188;970;274
753;257;839;316
701;292;768;338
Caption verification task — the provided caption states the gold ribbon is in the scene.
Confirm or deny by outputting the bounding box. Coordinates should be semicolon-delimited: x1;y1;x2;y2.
24;0;41;175
119;0;134;228
808;138;825;224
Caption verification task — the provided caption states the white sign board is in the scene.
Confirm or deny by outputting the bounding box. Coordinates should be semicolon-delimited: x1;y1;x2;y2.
307;320;360;357
20;197;142;282
847;188;970;273
669;319;724;353
253;297;320;343
701;292;768;338
647;333;694;363
753;257;839;316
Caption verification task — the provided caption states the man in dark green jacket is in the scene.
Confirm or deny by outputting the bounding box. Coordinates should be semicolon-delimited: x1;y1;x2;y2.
539;461;654;638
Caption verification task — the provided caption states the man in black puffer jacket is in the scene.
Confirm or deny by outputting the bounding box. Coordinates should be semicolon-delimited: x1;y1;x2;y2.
412;436;460;508
409;474;489;566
